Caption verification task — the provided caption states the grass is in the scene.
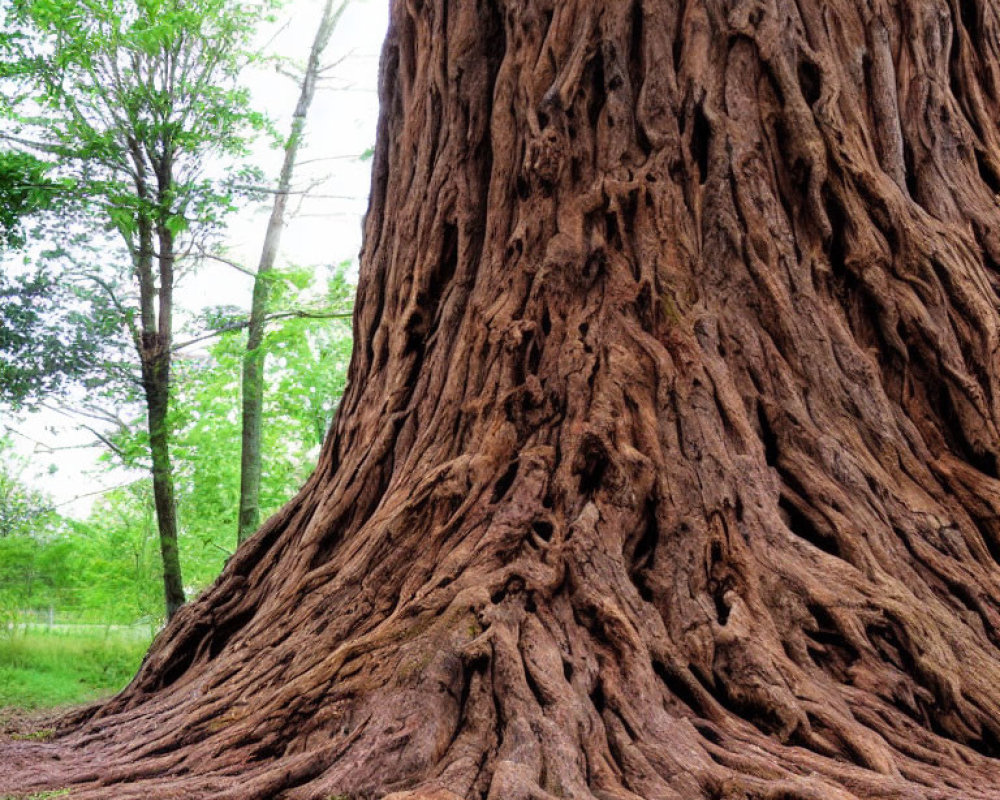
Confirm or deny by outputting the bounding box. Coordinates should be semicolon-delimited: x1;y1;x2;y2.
0;626;153;710
9;728;55;740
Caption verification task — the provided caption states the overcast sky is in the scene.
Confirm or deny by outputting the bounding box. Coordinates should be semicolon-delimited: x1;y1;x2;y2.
6;0;390;516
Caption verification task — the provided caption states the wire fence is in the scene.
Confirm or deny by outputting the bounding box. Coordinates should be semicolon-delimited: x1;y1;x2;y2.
4;608;161;639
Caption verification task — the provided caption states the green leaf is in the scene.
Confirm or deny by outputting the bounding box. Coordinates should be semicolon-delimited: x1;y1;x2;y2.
164;214;188;236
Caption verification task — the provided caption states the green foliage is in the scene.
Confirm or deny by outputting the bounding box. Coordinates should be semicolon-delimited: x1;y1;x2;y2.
0;436;54;538
68;485;165;621
0;437;158;623
169;265;353;570
0;436;156;703
1;0;277;167
0;275;354;716
0;0;278;409
0;150;53;249
0;0;366;637
0;0;276;242
0;0;287;620
0;267;126;409
0;265;354;633
0;626;151;709
0;442;79;626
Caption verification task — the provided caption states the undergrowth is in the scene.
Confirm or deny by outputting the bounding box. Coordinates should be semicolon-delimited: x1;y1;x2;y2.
0;627;153;710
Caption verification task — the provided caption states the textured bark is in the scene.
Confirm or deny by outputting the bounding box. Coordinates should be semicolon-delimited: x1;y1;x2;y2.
6;0;1000;797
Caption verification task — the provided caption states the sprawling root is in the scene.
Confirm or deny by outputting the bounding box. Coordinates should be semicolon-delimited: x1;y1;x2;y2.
6;0;1000;797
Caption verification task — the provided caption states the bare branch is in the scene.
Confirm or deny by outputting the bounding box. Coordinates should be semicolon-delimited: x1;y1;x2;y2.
0;132;67;156
172;308;352;352
196;248;256;277
53;478;148;508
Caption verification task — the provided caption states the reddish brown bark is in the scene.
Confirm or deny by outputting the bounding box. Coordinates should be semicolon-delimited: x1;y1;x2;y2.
6;0;1000;797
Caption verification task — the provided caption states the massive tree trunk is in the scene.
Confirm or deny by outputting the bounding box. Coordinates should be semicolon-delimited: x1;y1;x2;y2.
7;0;1000;797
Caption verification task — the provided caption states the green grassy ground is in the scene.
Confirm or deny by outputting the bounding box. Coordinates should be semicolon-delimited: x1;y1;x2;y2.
0;626;154;710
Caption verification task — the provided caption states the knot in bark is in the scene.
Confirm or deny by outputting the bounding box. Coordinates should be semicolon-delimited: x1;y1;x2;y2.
524;128;565;186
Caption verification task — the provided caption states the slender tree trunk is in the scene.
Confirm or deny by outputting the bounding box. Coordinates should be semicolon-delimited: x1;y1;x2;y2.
141;347;184;619
134;214;185;620
237;0;349;544
9;0;1000;797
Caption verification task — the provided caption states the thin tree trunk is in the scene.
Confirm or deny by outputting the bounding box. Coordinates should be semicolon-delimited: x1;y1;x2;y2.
134;212;185;620
9;0;1000;797
123;139;186;621
142;350;184;619
237;0;349;544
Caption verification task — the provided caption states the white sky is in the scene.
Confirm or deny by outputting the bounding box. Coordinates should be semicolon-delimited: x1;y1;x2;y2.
4;0;390;516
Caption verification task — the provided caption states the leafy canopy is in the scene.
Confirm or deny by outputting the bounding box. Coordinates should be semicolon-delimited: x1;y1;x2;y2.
1;0;277;239
0;0;278;406
0;267;124;408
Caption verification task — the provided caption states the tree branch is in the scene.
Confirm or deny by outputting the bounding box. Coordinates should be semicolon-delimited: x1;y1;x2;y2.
172;308;353;352
196;248;256;277
53;478;148;509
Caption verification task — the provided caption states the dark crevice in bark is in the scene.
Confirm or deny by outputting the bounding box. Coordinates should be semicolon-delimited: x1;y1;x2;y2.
700;665;787;739
707;540;732;625
153;644;202;692
972;515;1000;567
975;149;1000;195
628;498;658;570
531;519;554;541
778;491;841;558
824;187;849;274
628;0;645;105
756;403;779;467
575;434;611;495
805;604;860;681
865;620;913;677
653;660;710;716
432;222;459;324
691;103;711;184
903;140;920;199
208;610;255;659
589;680;607;715
586;50;606;128
937;385;999;479
958;0;980;42
797;58;821;106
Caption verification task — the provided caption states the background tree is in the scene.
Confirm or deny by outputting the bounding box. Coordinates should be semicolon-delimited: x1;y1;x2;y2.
237;0;349;544
0;290;353;629
0;0;275;618
0;436;74;624
8;0;1000;798
0;267;121;410
170;270;353;566
0;151;114;407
